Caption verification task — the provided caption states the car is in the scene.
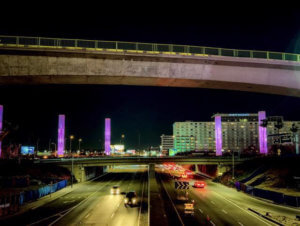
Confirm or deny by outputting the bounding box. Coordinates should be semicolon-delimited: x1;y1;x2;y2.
124;191;138;207
110;185;120;194
193;181;206;188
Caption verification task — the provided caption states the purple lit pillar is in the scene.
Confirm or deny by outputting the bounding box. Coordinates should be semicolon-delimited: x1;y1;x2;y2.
0;105;3;158
258;111;268;154
57;114;65;157
105;118;111;155
215;115;222;156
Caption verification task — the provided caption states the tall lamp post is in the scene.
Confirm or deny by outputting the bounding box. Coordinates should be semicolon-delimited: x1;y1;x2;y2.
291;124;299;155
70;135;74;188
229;150;235;180
78;138;82;153
51;142;57;156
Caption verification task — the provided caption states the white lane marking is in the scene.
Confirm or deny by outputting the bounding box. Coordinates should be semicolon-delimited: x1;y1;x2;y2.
85;213;90;219
212;191;272;226
111;212;115;218
210;220;216;226
48;174;115;226
222;209;228;214
31;206;39;210
198;208;203;213
63;200;75;204
211;201;215;205
238;222;244;226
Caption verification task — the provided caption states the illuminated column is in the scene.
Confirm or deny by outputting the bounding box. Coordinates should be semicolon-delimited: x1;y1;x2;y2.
105;118;111;155
0;105;3;158
57;114;65;157
215;115;222;156
258;111;268;154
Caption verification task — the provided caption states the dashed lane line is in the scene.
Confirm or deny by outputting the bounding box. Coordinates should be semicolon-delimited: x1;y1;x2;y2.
212;191;272;226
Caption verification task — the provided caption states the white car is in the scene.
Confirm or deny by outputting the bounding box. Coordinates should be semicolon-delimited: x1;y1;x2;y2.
110;185;120;194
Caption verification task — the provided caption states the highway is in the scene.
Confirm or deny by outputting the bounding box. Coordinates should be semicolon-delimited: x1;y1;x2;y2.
0;171;148;226
159;171;300;226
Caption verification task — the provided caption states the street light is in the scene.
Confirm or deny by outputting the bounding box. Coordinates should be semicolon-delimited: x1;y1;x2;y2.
70;135;74;188
229;150;235;180
78;138;82;152
51;143;57;155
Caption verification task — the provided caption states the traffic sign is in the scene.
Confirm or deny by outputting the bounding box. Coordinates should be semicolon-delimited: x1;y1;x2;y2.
175;181;189;189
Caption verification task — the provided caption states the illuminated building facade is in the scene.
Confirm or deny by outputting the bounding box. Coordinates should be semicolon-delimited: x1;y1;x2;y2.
160;134;174;151
173;112;298;154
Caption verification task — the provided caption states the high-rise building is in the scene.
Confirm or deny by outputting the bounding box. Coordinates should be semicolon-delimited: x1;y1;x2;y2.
160;134;174;151
173;121;215;152
173;112;300;154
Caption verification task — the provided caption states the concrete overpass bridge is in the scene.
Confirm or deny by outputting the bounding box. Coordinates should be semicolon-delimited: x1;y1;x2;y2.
0;35;299;96
33;156;252;182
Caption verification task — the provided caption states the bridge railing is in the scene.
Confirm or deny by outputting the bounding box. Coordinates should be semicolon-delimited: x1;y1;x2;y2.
0;35;299;62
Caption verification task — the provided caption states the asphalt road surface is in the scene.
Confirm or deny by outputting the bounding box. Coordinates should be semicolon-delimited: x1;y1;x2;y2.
1;172;148;226
159;172;300;226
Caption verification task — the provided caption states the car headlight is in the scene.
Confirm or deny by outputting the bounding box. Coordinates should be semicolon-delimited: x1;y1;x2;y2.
111;189;114;194
124;198;128;203
132;198;136;204
116;189;120;194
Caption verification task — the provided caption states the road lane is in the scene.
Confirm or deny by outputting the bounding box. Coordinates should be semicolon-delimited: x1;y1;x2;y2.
0;173;117;226
53;171;148;226
159;172;278;226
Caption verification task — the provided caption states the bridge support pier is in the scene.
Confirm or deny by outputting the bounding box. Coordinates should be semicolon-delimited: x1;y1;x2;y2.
217;164;230;176
194;164;199;173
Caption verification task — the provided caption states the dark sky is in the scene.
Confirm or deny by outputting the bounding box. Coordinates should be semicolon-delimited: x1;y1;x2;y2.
0;5;299;150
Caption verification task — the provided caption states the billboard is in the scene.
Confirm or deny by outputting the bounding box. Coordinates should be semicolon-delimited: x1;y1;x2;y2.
21;146;35;155
110;144;124;154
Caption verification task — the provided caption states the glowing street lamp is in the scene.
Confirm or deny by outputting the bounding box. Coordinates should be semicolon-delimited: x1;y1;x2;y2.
78;138;82;152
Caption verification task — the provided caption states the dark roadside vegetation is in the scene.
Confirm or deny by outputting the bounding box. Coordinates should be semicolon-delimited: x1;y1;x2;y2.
214;155;300;196
0;160;71;192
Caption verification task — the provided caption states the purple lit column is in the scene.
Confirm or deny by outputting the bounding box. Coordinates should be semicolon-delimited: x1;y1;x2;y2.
258;111;268;154
57;114;65;157
215;115;222;156
0;105;3;158
105;118;111;155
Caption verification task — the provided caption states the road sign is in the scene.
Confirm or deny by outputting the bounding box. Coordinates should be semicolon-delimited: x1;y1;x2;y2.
175;181;189;189
273;135;292;144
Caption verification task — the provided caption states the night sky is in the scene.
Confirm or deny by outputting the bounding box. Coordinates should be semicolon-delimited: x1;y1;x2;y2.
0;5;299;150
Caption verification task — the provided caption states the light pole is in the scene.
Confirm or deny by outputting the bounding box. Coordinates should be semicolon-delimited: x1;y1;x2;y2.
78;138;82;152
230;150;235;180
70;135;74;188
291;124;299;155
51;142;57;156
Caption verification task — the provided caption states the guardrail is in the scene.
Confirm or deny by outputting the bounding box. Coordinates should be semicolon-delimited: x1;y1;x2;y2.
0;35;299;62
